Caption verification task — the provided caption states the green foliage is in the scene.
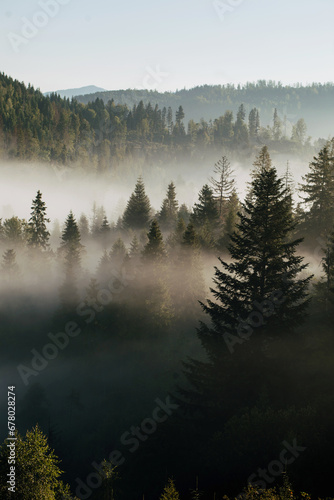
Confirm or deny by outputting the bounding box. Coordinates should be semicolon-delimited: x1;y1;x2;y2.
27;190;50;250
181;148;312;418
159;182;179;230
300;138;334;237
142;219;166;260
191;184;219;229
0;425;71;499
0;73;322;169
160;478;180;500
123;177;151;230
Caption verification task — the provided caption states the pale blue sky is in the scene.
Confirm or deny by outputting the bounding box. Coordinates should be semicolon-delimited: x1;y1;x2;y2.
1;0;333;92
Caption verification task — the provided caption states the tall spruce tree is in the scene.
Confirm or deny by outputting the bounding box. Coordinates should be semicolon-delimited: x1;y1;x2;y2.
158;182;179;230
122;177;151;230
191;184;219;229
181;147;312;418
160;478;180;500
0;425;71;499
300;139;334;238
27;190;50;250
320;228;334;312
59;211;83;308
142;219;165;261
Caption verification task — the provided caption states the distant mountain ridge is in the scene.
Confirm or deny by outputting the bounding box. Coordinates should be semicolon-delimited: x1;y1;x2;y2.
44;85;106;99
73;82;334;138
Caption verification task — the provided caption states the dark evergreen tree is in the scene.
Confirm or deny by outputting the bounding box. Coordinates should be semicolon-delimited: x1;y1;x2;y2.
300;139;334;238
158;182;179;230
181;147;312;419
142;219;165;261
319;229;334;313
27;190;50;250
59;211;83;308
183;222;197;247
218;188;241;250
191;184;219;229
122;177;151;230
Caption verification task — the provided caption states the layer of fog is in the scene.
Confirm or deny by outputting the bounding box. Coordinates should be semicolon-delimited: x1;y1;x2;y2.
0;153;308;223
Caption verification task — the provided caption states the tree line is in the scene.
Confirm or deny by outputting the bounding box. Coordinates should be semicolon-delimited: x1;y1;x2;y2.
0;73;318;173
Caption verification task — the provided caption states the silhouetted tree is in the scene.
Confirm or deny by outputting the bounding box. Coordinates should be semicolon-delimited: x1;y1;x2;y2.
27;190;50;250
123;177;151;230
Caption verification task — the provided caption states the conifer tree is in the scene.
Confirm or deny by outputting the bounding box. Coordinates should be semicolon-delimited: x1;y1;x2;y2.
59;211;83;308
300;139;334;237
110;238;128;268
320;229;334;312
97;250;111;285
191;184;219;229
129;234;139;256
123;177;151;229
248;108;259;139
159;182;179;230
79;213;90;242
178;204;191;224
100;215;111;248
183;222;197;247
142;219;165;261
1;249;19;278
0;425;71;499
218;189;241;250
210;156;235;217
181;147;312;417
160;478;180;500
27;190;50;250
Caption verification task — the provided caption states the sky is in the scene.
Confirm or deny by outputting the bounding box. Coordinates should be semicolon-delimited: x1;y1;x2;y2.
1;0;334;93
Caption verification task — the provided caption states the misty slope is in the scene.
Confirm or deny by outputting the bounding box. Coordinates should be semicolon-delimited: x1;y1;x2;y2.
74;81;334;138
0;72;327;174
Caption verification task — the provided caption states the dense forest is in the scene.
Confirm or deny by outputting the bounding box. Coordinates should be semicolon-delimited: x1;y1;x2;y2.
0;73;324;174
1;138;334;499
74;81;334;138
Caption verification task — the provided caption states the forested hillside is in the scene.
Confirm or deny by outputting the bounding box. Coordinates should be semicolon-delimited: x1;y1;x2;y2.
74;81;334;138
0;73;322;173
